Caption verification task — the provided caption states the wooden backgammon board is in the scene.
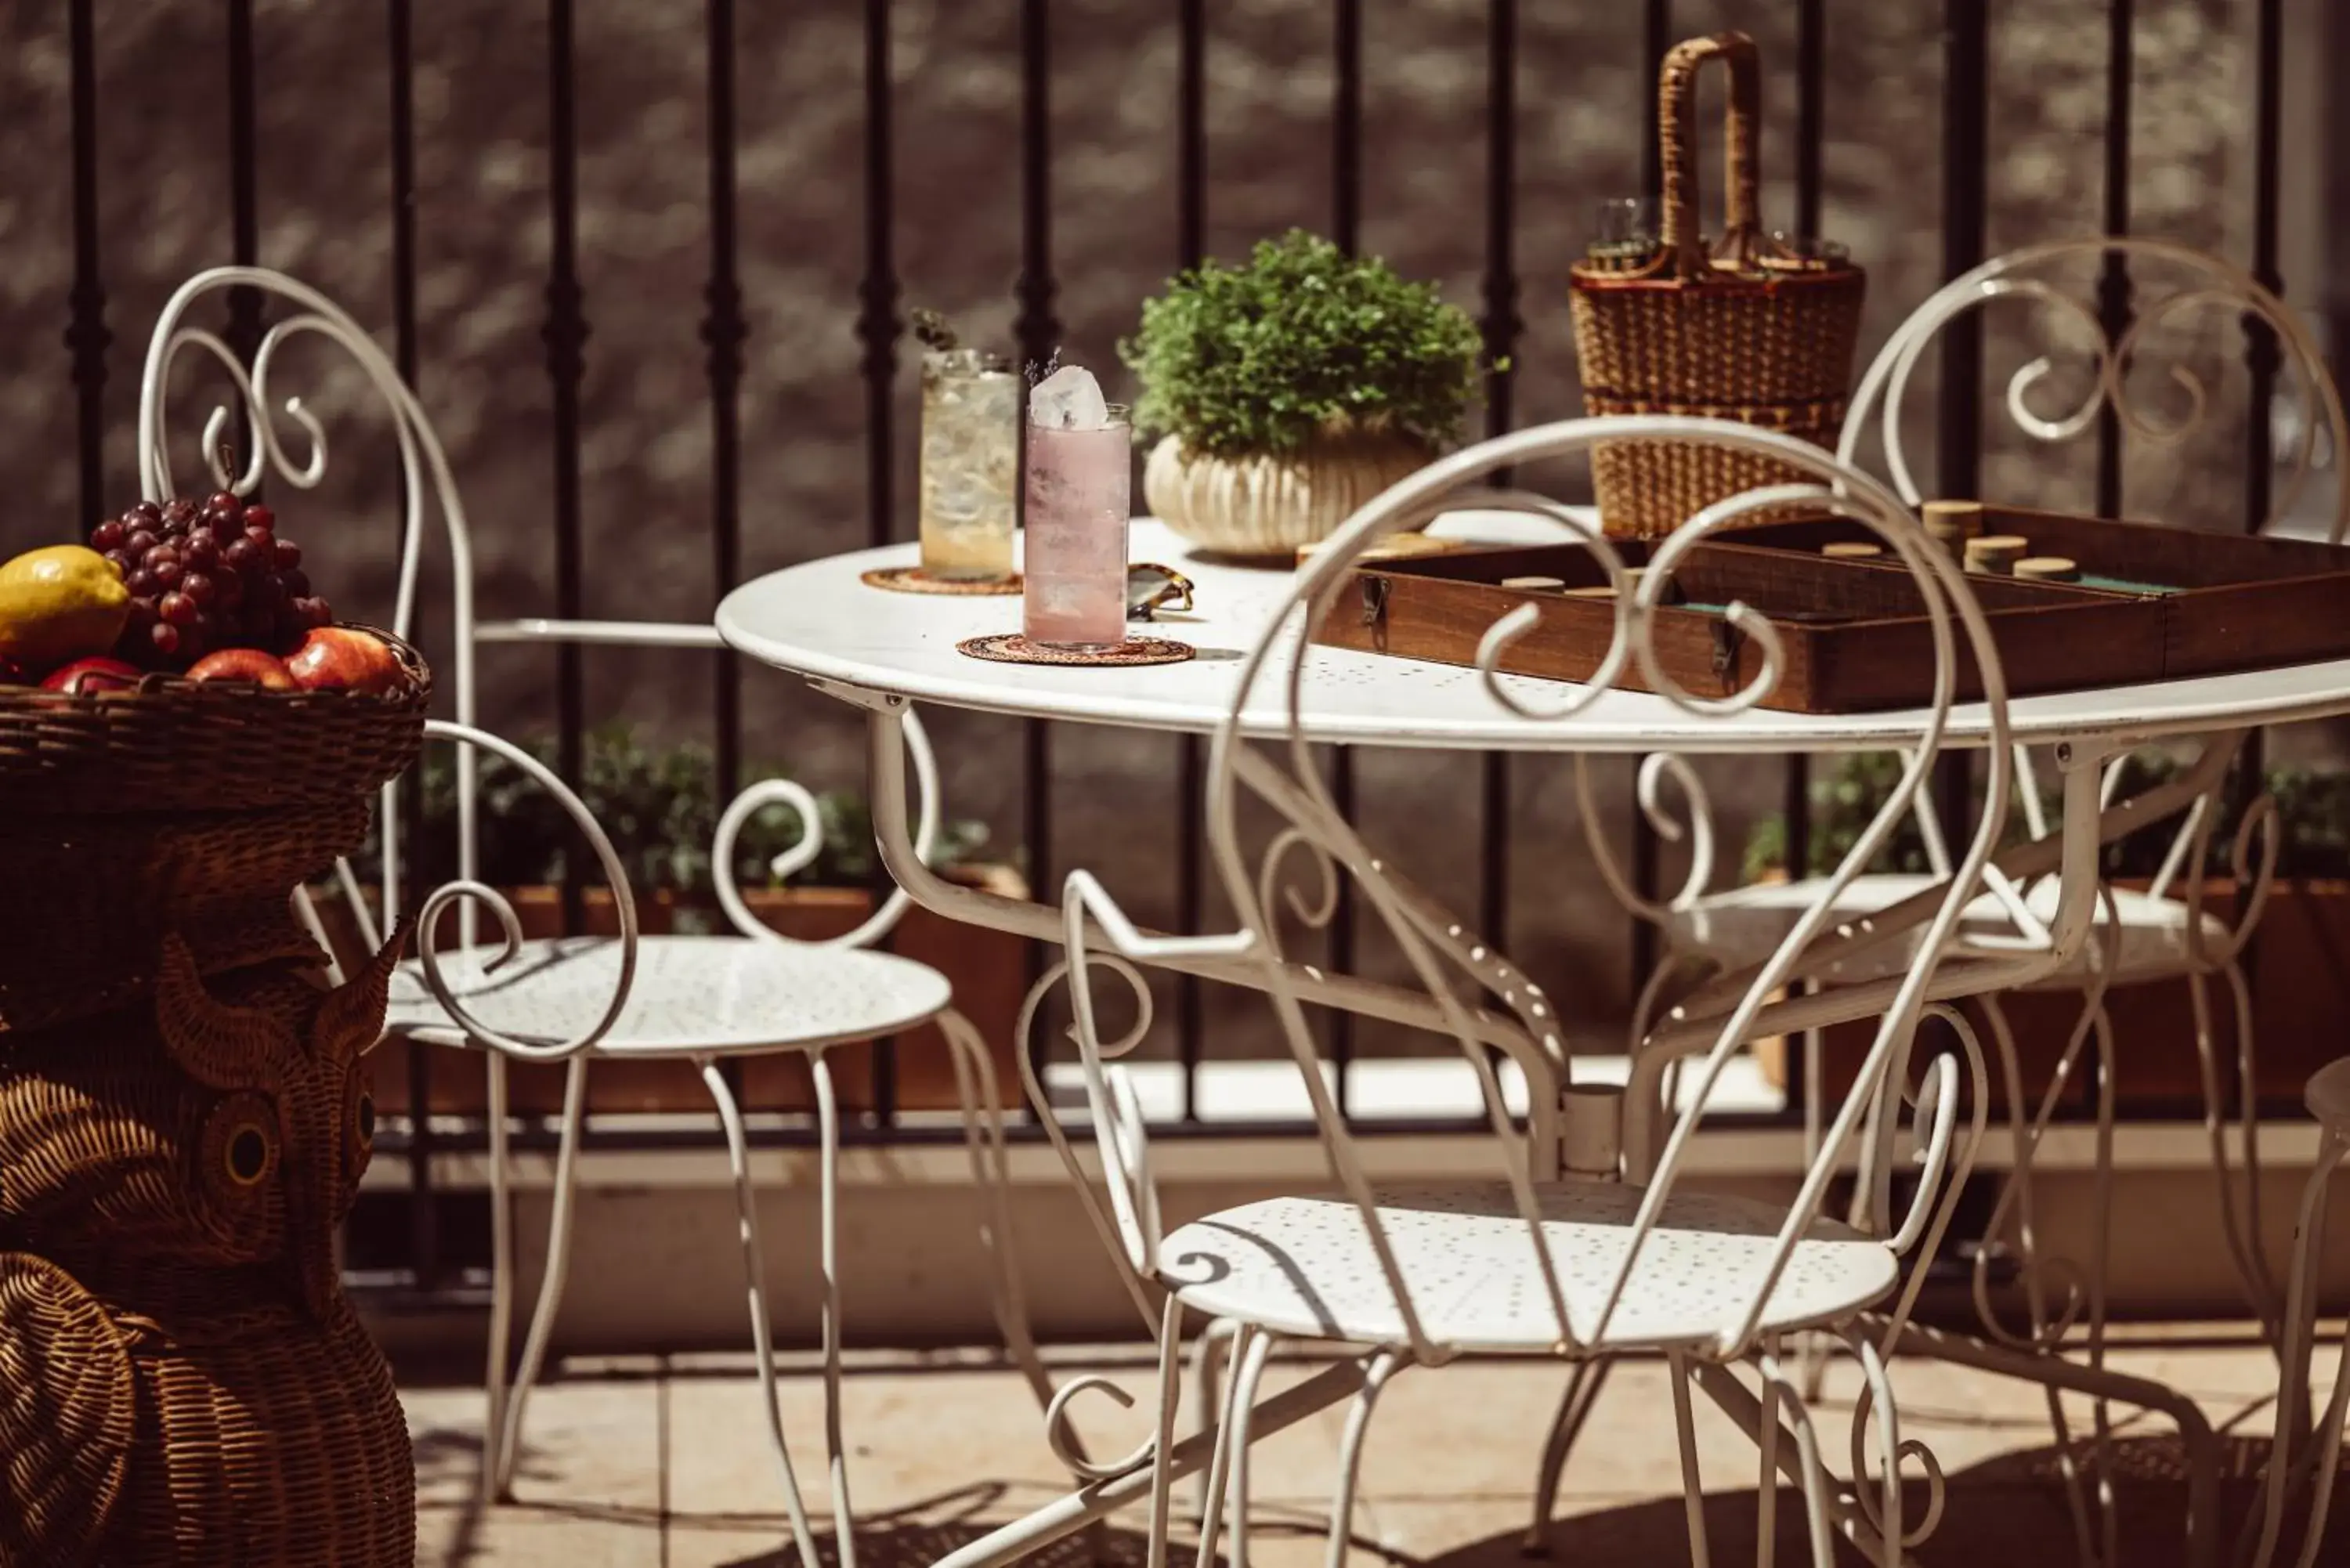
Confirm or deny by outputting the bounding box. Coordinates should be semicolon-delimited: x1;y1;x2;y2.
1308;504;2350;714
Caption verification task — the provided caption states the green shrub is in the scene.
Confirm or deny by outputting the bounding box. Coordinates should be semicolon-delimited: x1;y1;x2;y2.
1744;750;2350;883
363;724;992;895
1119;229;1488;459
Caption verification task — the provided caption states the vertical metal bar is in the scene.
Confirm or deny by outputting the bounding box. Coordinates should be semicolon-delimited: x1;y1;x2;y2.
1629;0;1670;994
66;0;107;525
1328;0;1363;1107
226;0;262;356
388;0;439;1289
225;0;263;475
1795;0;1824;240
1782;0;1824;898
2237;0;2285;1078
1477;0;1519;956
2094;0;2134;520
2244;0;2283;537
708;0;761;1118
1014;0;1059;1001
860;0;899;558
1936;0;1989;515
1174;0;1207;1121
545;0;588;932
1640;0;1671;198
1332;0;1362;253
1933;0;1990;842
706;0;746;804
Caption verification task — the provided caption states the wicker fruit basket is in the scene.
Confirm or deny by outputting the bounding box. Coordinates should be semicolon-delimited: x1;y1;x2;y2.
1569;31;1866;537
0;627;428;1033
0;627;428;815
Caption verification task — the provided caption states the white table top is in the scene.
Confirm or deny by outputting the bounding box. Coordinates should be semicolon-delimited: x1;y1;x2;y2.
717;515;2350;754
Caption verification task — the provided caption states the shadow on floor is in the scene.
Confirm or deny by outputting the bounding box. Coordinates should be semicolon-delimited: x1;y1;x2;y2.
1453;1436;2332;1568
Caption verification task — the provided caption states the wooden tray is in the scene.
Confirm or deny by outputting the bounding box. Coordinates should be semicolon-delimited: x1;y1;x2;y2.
1310;540;2164;713
1309;508;2350;713
1716;506;2350;681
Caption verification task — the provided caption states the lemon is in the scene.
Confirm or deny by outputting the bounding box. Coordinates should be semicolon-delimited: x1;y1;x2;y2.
0;545;132;670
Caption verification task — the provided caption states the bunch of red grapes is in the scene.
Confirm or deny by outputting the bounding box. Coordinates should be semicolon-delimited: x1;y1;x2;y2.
89;491;332;669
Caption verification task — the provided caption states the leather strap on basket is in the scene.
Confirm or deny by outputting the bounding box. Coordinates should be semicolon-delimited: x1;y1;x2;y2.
1659;31;1762;278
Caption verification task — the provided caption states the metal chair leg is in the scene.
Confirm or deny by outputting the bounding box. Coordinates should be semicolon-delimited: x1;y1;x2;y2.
1522;1355;1611;1555
1140;1294;1188;1568
810;1050;861;1568
483;1050;512;1501
1191;1324;1255;1568
2251;1125;2348;1568
1756;1339;1782;1568
1224;1326;1276;1568
1690;1357;1913;1568
2190;963;2283;1341
937;1010;1058;1428
1668;1350;1714;1568
492;1052;589;1498
1973;989;2110;1568
702;1057;825;1568
1325;1349;1401;1568
1189;1317;1240;1525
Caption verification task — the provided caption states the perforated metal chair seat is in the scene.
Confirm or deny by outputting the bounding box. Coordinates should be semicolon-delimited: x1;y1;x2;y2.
1160;1177;1898;1353
385;934;952;1057
1670;873;2231;992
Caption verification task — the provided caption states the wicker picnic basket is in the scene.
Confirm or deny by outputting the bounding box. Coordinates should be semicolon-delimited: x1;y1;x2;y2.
0;627;428;1033
1570;31;1865;537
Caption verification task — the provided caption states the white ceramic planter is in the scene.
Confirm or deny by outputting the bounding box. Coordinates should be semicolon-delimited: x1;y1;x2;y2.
1142;430;1434;558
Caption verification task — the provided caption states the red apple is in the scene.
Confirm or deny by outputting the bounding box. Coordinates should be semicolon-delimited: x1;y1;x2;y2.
41;656;143;695
186;647;298;691
284;626;407;695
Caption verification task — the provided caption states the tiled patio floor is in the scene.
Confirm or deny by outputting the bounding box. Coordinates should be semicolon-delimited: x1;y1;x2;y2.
400;1326;2331;1566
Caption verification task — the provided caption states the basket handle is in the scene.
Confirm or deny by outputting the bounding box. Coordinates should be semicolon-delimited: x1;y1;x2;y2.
1659;31;1763;277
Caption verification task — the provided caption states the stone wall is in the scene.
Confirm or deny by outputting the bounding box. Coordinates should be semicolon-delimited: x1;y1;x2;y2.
0;0;2319;1053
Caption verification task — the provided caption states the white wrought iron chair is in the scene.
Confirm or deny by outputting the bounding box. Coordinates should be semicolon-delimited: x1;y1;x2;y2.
1531;239;2347;1566
2247;1055;2349;1568
136;266;1051;1568
973;416;2035;1568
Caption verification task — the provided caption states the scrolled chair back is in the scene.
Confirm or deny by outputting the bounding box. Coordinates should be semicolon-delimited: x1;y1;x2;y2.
135;266;638;1061
1838;239;2341;981
1839;235;2345;541
1026;415;2012;1385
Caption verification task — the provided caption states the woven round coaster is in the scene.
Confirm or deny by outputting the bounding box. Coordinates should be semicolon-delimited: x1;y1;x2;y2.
956;633;1195;668
862;566;1023;596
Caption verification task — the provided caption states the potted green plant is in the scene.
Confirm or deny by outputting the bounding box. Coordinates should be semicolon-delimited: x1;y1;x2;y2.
1122;229;1488;557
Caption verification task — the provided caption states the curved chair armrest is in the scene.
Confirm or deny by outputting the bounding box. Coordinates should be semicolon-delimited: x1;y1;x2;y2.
411;718;641;1062
475;617;725;649
1044;872;1255;1283
711;706;945;952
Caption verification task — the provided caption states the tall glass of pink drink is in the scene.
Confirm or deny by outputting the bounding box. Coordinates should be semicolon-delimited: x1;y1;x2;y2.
1022;406;1132;650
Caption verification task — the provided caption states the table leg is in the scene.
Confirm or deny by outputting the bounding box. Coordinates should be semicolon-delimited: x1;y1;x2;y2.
927;1359;1371;1568
848;695;1573;1169
1863;1316;2224;1568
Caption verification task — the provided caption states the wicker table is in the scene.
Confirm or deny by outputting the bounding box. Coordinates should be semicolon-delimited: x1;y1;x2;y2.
0;665;428;1568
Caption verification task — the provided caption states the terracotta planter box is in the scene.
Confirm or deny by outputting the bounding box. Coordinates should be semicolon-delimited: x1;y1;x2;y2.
1795;880;2350;1116
333;870;1032;1119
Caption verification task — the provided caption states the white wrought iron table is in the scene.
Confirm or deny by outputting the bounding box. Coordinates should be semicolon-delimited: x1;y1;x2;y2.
721;520;2350;757
717;512;2350;1567
719;513;2350;1068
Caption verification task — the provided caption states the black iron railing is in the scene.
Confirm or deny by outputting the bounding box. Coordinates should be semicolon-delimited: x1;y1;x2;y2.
36;2;2313;1292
